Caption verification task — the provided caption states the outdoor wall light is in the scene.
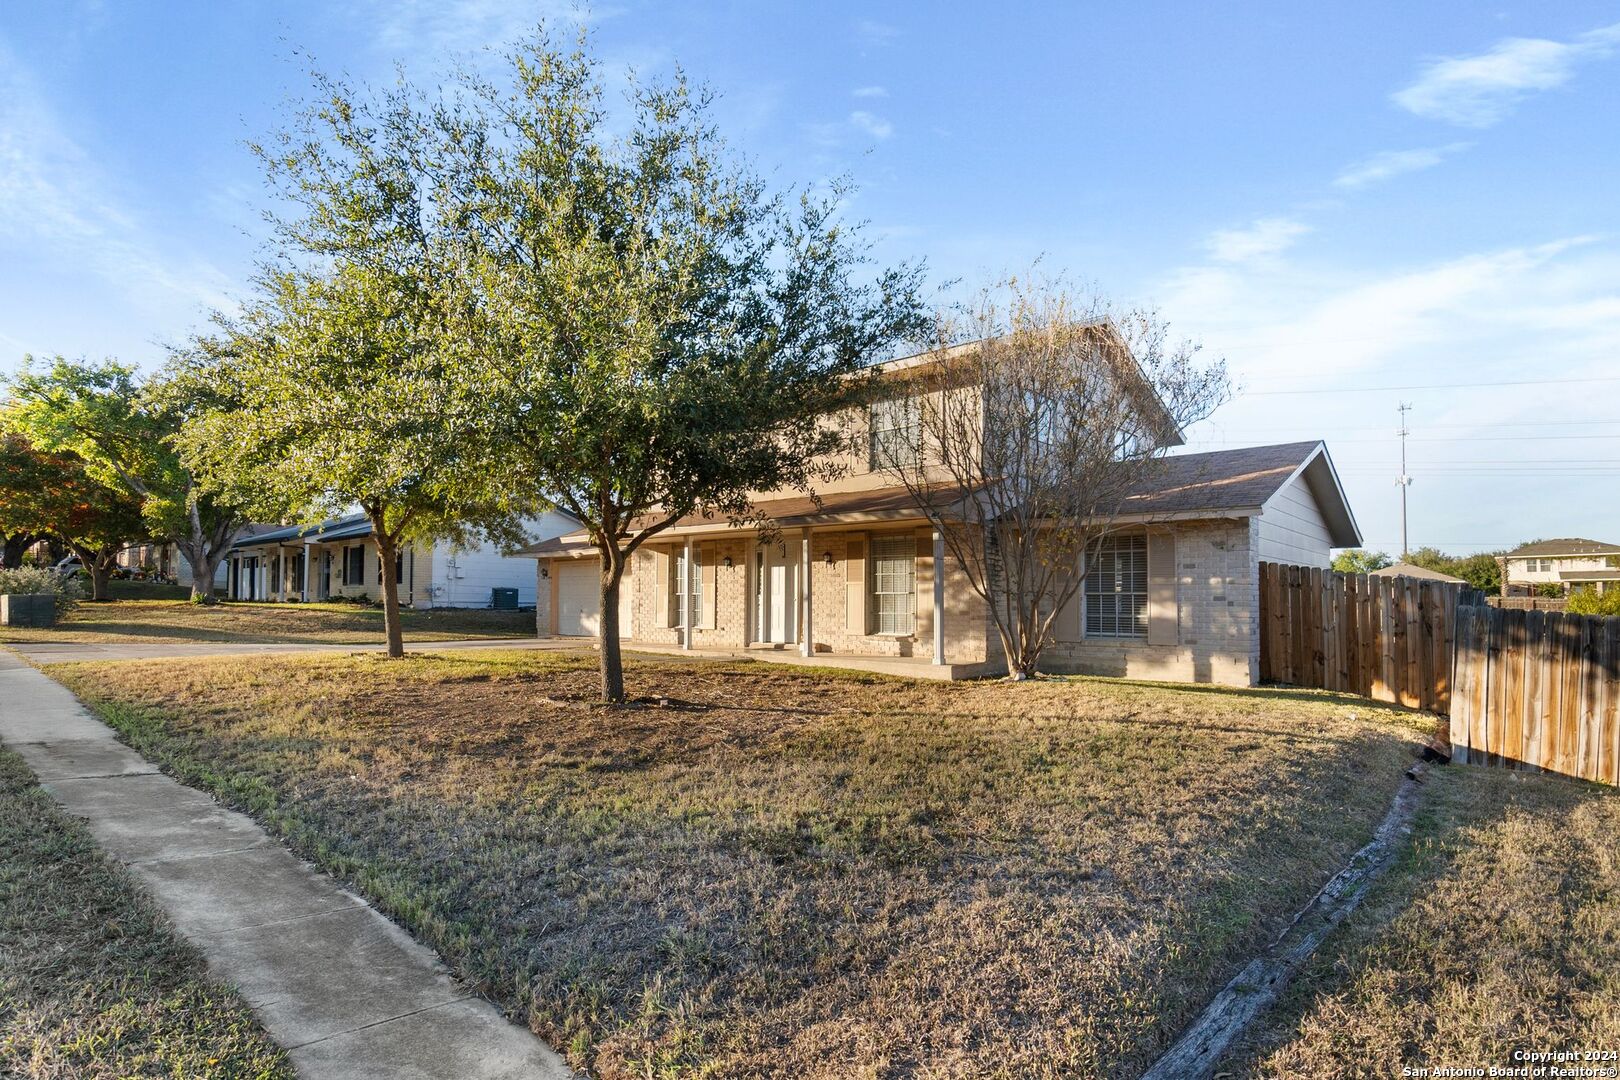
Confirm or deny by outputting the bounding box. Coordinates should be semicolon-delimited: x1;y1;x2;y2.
540;566;549;579
823;551;835;566
723;555;734;569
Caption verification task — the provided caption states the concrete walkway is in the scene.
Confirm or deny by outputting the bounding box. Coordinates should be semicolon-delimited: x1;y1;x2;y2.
0;651;571;1079
5;636;580;666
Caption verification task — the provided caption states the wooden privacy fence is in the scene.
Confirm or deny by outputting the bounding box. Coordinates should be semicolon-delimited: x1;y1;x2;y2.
1450;606;1620;784
1259;562;1463;714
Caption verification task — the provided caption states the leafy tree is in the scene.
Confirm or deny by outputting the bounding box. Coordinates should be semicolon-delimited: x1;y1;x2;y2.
176;260;532;658
6;356;247;600
1331;549;1393;575
1445;552;1502;594
1404;545;1502;593
0;427;147;600
435;32;927;701
1568;586;1620;617
176;59;545;655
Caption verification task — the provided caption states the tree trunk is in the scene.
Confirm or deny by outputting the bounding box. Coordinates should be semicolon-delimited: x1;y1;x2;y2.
376;533;404;659
598;543;627;704
2;533;34;568
175;536;224;603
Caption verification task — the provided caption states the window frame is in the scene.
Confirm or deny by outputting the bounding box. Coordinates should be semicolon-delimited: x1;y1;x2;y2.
1084;534;1149;639
671;547;701;629
868;532;917;636
868;395;921;470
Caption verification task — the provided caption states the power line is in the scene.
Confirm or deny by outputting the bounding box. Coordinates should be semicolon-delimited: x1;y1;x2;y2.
1237;374;1620;396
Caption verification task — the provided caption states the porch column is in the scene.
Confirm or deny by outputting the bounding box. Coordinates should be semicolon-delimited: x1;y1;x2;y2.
682;536;694;651
932;528;946;665
302;546;311;602
800;527;813;658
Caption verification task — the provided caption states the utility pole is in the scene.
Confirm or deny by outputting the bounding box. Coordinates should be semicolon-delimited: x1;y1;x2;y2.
1396;402;1413;558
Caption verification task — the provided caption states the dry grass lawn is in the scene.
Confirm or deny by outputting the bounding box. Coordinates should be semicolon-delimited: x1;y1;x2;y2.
0;748;292;1079
0;599;533;644
1222;764;1620;1078
54;651;1435;1078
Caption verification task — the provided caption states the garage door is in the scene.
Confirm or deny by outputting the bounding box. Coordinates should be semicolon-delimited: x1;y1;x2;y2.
557;562;601;637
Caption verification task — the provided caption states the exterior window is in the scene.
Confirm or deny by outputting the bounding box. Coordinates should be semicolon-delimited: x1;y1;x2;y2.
672;547;701;628
343;545;366;585
869;396;921;469
291;554;305;593
1085;535;1148;638
869;533;916;635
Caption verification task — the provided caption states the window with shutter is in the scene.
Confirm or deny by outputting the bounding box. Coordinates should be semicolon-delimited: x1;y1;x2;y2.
869;533;916;635
671;547;701;628
1085;535;1148;638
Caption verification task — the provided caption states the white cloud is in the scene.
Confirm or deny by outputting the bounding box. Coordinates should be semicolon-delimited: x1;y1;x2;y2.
1392;22;1620;126
1334;142;1470;188
0;43;234;318
1204;218;1311;263
852;85;888;98
848;110;894;140
854;19;899;48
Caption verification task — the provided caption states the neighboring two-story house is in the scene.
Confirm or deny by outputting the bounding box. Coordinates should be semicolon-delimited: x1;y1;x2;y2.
225;510;579;608
519;338;1359;687
1499;538;1620;597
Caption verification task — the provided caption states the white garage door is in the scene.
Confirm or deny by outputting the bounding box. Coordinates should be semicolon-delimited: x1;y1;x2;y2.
557;562;601;637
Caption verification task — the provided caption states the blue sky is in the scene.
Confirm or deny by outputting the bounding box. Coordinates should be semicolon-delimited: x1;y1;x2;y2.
3;1;1619;555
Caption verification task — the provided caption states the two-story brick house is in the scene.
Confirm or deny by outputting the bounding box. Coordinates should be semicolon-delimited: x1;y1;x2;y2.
520;341;1359;687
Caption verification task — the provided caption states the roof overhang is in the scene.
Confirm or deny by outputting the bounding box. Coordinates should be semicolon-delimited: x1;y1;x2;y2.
1262;442;1361;548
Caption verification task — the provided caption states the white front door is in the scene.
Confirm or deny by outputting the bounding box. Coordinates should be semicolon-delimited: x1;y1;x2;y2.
557;562;601;637
754;540;798;643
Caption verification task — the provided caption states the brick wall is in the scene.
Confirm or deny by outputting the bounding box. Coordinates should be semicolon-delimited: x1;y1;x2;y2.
1039;518;1259;687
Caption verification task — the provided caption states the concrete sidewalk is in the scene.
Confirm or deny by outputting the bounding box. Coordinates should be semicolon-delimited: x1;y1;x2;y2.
0;651;571;1079
5;636;582;666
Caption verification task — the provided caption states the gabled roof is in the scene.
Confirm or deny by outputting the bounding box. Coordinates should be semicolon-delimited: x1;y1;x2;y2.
1370;562;1465;583
517;442;1361;554
1506;537;1620;558
1124;441;1361;547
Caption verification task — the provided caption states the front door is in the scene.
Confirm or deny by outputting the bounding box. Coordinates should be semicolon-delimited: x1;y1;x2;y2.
754;540;798;644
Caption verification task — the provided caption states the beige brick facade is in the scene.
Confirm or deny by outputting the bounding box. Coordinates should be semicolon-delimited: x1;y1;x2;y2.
1037;518;1260;686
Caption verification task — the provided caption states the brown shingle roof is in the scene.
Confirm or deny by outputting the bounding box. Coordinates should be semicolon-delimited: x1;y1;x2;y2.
1507;538;1620;557
515;441;1354;554
1370;562;1465;583
1122;441;1323;516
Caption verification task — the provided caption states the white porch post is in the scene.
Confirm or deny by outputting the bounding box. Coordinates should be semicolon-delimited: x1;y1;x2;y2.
800;527;813;658
682;536;694;651
932;528;946;665
302;546;311;602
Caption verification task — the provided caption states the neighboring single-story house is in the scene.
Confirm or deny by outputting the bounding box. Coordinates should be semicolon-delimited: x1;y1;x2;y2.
1499;538;1620;597
1369;562;1465;584
225;510;579;608
519;439;1359;687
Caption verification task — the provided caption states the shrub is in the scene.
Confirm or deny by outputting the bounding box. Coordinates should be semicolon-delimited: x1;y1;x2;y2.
0;566;83;615
1567;587;1620;617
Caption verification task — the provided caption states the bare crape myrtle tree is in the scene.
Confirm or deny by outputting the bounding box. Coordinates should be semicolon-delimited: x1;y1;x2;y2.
878;278;1230;679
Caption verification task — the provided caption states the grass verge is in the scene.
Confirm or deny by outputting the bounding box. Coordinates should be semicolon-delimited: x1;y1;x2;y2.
53;650;1432;1078
0;599;534;645
1220;764;1620;1077
0;748;291;1079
